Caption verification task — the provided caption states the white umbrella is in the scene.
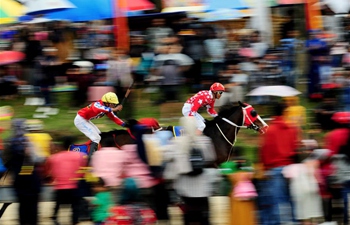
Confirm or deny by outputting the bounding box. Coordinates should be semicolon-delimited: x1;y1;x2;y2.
24;17;53;24
200;8;244;22
246;85;301;97
323;0;350;14
25;0;76;15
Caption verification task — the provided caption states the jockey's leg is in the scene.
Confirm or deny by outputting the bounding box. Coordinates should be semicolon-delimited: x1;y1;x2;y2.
193;113;206;134
88;142;99;159
182;104;206;135
74;115;101;162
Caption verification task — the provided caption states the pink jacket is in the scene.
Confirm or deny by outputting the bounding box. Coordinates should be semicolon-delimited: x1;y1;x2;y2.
91;147;126;187
121;144;158;189
45;151;87;190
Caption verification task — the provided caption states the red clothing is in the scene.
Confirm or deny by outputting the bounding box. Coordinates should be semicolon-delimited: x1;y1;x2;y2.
106;205;157;225
78;100;124;126
0;127;4;150
45;151;87;190
185;90;217;116
324;128;349;156
259;116;299;170
321;128;350;178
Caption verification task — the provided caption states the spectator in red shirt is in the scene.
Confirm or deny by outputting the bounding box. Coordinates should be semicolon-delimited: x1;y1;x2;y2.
45;136;87;225
321;112;350;222
258;102;299;225
182;82;225;134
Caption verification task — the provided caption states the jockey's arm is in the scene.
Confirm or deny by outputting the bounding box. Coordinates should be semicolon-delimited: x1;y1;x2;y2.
106;112;125;126
189;99;202;116
206;102;218;117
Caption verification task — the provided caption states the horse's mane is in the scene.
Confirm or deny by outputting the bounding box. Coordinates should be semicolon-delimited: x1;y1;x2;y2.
217;104;241;118
204;103;241;129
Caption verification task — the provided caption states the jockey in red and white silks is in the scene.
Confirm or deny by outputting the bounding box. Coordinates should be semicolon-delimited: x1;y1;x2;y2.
182;83;225;132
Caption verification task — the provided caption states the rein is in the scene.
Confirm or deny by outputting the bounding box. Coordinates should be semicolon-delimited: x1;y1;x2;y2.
215;105;251;161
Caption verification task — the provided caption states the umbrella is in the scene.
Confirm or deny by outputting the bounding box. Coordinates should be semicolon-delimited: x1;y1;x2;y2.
323;0;350;14
199;8;243;22
46;0;154;22
24;0;76;15
246;85;301;97
24;17;54;24
205;0;249;10
0;0;25;24
126;0;154;11
0;51;25;66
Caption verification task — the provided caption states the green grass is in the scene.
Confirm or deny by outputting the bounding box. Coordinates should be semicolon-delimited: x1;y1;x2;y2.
0;83;326;158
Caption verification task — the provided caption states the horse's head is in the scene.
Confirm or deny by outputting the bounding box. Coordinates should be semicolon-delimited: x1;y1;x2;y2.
238;101;268;134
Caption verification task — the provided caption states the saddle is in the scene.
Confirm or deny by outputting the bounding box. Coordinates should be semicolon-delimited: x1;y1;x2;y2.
68;140;96;155
172;126;183;137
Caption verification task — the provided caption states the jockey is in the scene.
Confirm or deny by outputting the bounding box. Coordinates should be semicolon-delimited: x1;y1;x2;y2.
182;82;225;134
74;92;128;156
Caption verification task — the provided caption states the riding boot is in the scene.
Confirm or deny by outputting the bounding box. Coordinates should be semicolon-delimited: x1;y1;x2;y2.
88;142;98;163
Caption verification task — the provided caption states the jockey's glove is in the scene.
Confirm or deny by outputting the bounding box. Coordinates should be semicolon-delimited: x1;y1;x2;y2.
122;122;131;128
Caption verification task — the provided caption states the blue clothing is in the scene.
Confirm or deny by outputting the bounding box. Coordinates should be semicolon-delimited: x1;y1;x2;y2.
305;38;327;50
257;167;294;225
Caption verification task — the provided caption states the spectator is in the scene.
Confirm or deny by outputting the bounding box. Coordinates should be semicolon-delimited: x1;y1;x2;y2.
106;50;134;119
120;144;162;221
129;35;148;58
305;30;328;98
322;112;350;222
91;135;126;201
314;92;338;131
45;136;87;225
152;37;193;104
68;61;96;107
24;119;53;158
23;32;42;85
204;29;226;79
218;64;249;105
280;9;296;40
282;150;324;225
250;31;269;58
220;159;257;225
145;18;174;52
37;47;61;106
90;177;113;225
3;119;44;225
106;177;157;225
0;66;19;100
164;116;220;225
283;96;307;129
258;102;299;225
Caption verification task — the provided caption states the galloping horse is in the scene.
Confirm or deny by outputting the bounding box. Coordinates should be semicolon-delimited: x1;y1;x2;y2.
99;101;268;165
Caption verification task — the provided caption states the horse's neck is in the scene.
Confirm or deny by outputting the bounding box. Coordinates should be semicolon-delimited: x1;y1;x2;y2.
228;108;244;127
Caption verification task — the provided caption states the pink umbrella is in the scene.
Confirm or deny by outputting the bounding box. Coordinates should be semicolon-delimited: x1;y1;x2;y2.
0;51;25;65
126;0;154;11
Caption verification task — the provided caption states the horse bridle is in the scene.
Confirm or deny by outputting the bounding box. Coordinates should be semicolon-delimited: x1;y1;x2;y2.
215;105;268;150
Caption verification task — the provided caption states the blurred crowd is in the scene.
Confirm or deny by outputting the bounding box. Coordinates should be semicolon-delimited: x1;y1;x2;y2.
2;8;350;225
1;103;350;225
0;13;350;117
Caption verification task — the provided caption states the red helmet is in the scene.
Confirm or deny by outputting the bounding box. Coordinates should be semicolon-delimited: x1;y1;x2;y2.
210;82;225;92
138;118;161;130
